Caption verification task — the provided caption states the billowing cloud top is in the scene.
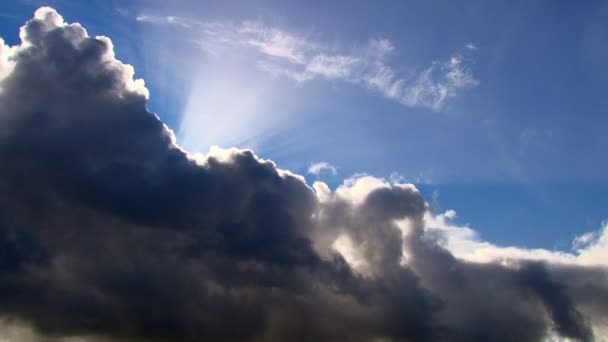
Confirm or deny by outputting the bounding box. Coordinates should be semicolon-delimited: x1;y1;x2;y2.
0;7;606;342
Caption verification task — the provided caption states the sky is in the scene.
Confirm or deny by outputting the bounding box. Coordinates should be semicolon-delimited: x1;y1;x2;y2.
0;1;607;341
2;0;606;251
1;0;606;249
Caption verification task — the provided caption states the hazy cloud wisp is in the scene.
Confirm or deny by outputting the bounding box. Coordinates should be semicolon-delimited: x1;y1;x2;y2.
137;15;478;111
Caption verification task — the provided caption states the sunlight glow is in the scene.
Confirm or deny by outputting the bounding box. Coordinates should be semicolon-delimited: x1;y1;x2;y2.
178;57;278;152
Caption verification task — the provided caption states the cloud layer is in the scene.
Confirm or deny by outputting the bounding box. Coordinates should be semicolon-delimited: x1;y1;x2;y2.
137;15;478;111
0;8;606;341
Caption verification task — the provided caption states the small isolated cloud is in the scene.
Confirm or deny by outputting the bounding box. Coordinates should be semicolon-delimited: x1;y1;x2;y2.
137;16;478;111
466;42;478;50
308;161;337;176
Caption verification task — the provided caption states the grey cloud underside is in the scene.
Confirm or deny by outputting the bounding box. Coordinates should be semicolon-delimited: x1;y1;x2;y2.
0;8;606;342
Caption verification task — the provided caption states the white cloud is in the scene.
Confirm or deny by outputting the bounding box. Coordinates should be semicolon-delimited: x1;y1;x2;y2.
306;53;359;79
0;38;16;89
575;222;608;265
389;169;436;184
136;14;192;28
332;234;369;271
364;65;404;98
424;210;608;267
137;15;478;111
332;174;419;206
401;66;451;111
466;42;478;50
391;56;478;111
308;161;337;176
359;41;478;111
368;38;395;57
572;231;598;249
237;21;311;64
323;173;608;268
446;56;479;88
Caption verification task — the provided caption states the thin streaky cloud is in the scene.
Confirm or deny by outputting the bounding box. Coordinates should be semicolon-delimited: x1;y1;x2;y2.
137;15;479;111
237;20;312;64
136;14;193;28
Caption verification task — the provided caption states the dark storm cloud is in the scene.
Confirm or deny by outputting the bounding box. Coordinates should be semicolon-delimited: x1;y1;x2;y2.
0;7;606;341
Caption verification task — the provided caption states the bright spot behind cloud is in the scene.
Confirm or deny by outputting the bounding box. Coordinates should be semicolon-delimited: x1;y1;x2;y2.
178;58;279;152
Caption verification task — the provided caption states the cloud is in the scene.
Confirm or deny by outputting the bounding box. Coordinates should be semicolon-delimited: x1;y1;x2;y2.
306;53;359;79
139;15;192;28
424;210;608;267
575;223;608;266
392;56;479;111
0;7;606;341
308;162;337;176
237;21;312;64
0;38;15;85
137;16;478;111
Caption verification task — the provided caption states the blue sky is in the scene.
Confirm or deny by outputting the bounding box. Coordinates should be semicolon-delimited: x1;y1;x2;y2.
2;0;607;250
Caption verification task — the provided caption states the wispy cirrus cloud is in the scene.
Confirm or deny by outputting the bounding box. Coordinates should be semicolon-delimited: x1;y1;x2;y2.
237;21;312;64
136;14;193;28
136;15;478;111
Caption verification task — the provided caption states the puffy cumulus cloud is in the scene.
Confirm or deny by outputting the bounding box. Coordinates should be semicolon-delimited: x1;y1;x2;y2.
0;7;606;342
0;38;16;91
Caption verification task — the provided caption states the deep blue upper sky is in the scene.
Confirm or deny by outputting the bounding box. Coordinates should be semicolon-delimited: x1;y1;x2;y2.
2;0;607;250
